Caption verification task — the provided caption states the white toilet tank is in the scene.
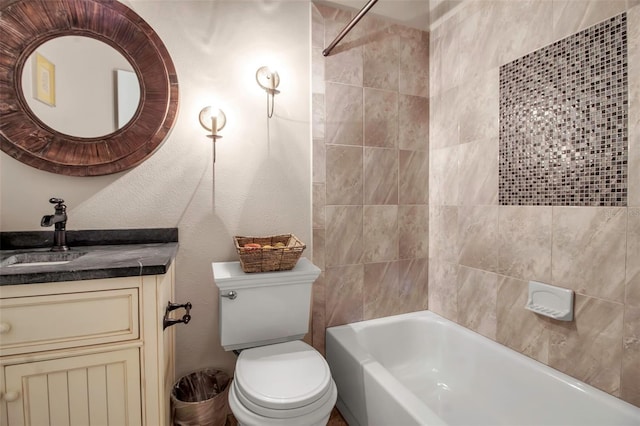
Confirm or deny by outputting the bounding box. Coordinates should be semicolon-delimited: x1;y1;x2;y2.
213;257;321;351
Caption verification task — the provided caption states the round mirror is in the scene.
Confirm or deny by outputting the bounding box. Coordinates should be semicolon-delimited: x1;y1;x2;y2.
0;0;179;176
21;36;141;138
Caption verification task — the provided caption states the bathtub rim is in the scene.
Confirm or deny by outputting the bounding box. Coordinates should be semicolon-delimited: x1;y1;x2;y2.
326;309;640;424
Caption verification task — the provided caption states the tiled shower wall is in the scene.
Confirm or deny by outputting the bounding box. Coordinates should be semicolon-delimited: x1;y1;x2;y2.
429;0;639;407
311;4;430;353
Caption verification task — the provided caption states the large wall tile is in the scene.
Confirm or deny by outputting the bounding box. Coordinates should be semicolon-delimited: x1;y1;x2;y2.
429;87;460;149
399;150;429;204
622;305;640;406
313;227;325;271
325;45;363;86
314;4;429;338
326;264;364;327
497;206;552;282
315;3;351;21
325;205;363;267
552;207;627;302
399;95;429;152
552;0;627;42
493;0;554;66
458;137;498;206
326;145;363;205
457;266;498;339
364;260;427;319
429;32;444;97
324;10;363;86
312;271;326;355
364;88;398;148
312;138;325;184
627;208;640;306
548;295;624;395
363;205;399;263
458;68;499;145
437;10;461;92
312;48;325;95
458;205;499;272
428;259;458;322
497;275;550;363
398;28;429;97
364;261;401;319
456;1;500;83
363;21;399;91
312;93;324;139
325;83;362;146
313;183;325;229
399;205;428;259
399;258;429;312
364;147;398;205
429;145;459;206
425;0;639;408
429;205;458;263
311;4;324;49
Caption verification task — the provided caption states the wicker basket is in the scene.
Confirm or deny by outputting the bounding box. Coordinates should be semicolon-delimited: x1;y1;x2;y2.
234;234;306;273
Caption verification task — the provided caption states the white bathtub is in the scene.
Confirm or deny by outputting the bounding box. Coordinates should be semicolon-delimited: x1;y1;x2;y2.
326;310;640;426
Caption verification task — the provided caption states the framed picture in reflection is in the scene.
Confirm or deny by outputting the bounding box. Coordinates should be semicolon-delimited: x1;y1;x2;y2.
34;52;55;106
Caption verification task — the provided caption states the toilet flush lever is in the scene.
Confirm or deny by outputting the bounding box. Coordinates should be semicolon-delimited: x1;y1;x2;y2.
221;290;237;300
163;301;192;330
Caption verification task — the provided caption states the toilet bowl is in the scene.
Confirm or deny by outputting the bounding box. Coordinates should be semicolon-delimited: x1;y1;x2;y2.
212;258;337;426
228;341;337;426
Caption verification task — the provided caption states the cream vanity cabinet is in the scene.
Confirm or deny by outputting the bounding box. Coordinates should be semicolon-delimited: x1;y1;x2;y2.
0;265;175;426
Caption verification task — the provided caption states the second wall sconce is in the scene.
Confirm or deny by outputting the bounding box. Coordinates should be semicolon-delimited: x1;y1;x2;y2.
199;106;226;162
256;66;280;118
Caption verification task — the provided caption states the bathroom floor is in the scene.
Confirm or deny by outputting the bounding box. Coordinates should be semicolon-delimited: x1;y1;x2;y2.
225;407;347;425
328;408;349;425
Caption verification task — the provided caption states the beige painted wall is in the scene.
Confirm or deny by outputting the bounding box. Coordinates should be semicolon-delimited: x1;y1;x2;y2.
429;0;640;407
0;0;312;379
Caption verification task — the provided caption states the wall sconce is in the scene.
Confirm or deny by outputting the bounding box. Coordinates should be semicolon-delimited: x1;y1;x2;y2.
199;106;226;162
256;66;280;118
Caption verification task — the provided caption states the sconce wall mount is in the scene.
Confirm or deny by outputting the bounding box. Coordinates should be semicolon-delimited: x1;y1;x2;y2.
256;66;280;118
199;106;226;138
199;106;226;162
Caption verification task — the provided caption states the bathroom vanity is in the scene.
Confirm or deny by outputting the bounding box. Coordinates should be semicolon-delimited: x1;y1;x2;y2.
0;229;180;426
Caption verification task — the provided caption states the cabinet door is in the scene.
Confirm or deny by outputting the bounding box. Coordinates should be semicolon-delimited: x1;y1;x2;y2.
4;348;141;426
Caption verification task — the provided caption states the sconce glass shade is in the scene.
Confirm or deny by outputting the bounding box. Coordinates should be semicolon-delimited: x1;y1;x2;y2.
256;66;280;94
199;106;226;133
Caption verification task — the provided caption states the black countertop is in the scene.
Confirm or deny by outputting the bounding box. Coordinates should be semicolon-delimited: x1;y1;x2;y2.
0;228;178;286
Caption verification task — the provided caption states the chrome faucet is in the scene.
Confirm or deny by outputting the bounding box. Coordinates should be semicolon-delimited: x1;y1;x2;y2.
41;198;69;251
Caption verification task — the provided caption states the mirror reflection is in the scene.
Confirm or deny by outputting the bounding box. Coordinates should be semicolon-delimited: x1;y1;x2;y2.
21;36;141;138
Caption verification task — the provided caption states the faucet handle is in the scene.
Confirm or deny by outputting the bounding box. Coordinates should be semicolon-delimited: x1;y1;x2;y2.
49;198;65;205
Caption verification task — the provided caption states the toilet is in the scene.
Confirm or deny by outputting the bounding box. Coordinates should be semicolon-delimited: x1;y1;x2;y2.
212;258;337;426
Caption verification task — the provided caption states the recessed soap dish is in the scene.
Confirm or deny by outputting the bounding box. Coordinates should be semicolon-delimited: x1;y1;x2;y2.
525;281;574;321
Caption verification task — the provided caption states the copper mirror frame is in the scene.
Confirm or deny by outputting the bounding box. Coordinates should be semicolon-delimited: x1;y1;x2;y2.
0;0;179;176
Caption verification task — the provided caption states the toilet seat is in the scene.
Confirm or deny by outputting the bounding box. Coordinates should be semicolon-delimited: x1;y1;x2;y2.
233;340;334;419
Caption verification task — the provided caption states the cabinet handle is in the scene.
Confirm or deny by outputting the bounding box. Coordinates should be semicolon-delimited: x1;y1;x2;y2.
0;322;11;334
3;391;19;402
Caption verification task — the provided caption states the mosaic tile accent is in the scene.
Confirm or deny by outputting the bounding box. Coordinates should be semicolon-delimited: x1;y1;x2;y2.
499;13;628;206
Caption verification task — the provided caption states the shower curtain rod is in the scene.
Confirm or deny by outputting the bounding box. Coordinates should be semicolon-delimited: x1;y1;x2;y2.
322;0;379;56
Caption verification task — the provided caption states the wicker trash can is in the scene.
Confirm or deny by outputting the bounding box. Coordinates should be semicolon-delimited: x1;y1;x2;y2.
171;368;231;426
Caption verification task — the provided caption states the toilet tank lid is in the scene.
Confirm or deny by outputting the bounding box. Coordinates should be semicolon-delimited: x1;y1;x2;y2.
212;257;320;290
